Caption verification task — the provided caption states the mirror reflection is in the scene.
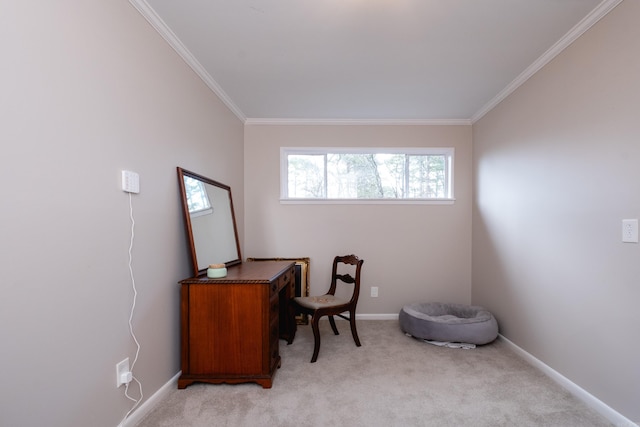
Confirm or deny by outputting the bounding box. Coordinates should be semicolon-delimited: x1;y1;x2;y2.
177;167;242;277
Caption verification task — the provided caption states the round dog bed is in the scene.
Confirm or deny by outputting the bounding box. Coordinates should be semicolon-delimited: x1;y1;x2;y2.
399;302;498;345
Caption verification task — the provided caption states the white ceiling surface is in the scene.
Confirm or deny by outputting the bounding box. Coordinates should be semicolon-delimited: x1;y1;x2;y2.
135;0;616;123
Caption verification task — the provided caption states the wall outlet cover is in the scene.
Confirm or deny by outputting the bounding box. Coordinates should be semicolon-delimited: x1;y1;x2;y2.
116;358;130;387
622;219;638;243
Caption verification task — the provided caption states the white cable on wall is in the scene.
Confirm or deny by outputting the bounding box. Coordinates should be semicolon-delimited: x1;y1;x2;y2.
119;192;144;427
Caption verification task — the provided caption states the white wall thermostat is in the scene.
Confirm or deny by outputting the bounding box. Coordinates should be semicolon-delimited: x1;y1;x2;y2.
122;170;140;194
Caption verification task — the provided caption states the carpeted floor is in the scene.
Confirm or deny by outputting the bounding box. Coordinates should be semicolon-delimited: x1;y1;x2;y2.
136;320;612;427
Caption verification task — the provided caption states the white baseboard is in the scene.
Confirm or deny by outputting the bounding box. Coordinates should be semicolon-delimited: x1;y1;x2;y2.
498;334;638;427
356;313;399;320
318;313;399;321
120;371;180;427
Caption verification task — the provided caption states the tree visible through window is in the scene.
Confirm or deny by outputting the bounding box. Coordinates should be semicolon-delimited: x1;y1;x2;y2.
184;176;212;214
282;148;453;201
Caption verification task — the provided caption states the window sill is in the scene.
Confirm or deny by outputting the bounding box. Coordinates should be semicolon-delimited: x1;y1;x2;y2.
280;198;455;205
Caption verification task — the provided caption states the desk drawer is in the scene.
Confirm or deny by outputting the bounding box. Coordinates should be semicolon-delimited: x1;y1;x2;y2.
270;265;293;297
269;293;279;319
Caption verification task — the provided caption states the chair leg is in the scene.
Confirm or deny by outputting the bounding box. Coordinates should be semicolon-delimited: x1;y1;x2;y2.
349;310;361;347
328;315;339;335
310;314;322;363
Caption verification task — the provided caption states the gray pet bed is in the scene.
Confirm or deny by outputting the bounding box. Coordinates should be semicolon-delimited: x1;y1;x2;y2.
399;302;498;345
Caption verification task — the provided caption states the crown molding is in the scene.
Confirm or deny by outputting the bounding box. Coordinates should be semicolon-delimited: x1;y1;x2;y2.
470;0;624;123
128;0;246;122
245;118;472;126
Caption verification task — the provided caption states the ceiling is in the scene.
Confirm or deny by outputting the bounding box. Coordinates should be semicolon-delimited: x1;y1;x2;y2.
131;0;617;123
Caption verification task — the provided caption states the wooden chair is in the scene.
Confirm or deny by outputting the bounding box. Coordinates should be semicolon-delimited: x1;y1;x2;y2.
292;254;364;363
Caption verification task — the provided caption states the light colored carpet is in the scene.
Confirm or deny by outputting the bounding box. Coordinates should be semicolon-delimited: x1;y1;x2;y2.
136;320;612;427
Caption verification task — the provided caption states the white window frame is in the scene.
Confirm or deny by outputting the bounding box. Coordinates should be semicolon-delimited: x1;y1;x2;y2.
280;147;455;204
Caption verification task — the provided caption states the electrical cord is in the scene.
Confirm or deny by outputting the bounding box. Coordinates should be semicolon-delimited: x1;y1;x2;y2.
119;192;144;427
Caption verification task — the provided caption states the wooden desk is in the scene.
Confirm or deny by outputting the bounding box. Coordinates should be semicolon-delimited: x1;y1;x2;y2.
178;261;296;389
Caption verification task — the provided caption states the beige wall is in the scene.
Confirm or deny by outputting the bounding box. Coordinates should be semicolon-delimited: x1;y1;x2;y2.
244;125;473;315
3;0;637;425
0;2;243;427
472;0;640;421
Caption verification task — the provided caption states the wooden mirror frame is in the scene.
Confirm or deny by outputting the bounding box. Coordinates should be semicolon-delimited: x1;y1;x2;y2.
177;167;242;277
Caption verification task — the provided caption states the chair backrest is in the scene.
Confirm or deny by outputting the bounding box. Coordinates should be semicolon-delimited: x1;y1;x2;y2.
327;254;364;305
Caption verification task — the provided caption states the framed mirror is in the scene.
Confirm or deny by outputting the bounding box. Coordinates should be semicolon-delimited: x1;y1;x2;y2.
177;167;242;277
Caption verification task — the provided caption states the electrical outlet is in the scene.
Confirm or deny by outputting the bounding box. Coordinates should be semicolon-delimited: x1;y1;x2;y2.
622;219;638;243
371;286;378;297
122;170;140;194
116;358;131;387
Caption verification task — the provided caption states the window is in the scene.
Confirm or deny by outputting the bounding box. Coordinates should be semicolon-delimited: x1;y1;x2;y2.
184;176;213;216
281;147;454;203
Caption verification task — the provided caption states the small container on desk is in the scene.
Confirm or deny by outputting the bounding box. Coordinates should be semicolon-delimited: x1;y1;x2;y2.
207;263;227;278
